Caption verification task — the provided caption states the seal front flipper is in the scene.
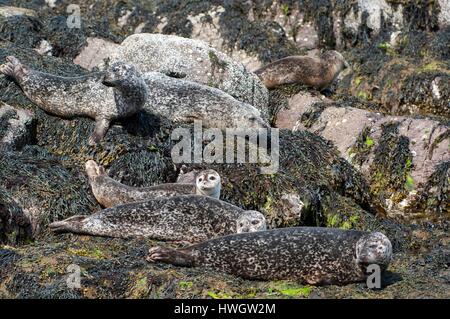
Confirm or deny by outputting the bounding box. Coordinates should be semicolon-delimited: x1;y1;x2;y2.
49;215;87;233
147;246;195;267
89;118;111;146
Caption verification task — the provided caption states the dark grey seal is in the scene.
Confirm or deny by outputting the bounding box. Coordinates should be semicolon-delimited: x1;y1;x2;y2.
254;51;349;90
147;227;392;285
85;160;221;208
49;195;266;242
0;56;148;145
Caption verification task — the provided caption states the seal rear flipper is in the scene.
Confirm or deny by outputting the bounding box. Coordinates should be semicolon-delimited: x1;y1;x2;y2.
49;215;87;234
0;56;29;83
146;246;195;267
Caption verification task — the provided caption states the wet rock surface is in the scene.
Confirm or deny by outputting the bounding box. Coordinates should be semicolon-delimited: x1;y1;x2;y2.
105;33;269;117
0;0;448;299
294;104;449;222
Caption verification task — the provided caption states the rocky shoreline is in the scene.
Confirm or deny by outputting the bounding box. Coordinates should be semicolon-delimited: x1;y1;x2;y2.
0;0;448;298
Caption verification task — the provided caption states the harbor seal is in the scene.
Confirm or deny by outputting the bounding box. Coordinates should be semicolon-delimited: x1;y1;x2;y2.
0;56;148;145
142;72;269;129
147;227;392;285
254;51;349;90
49;195;267;242
85;160;221;208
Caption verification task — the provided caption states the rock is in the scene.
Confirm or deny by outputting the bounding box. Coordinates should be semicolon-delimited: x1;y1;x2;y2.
0;103;35;151
0;146;99;239
142;72;269;129
343;0;404;34
261;2;319;50
439;0;450;27
170;129;377;229
0;6;36;18
0;187;32;245
73;37;120;71
0;14;43;49
186;6;263;71
294;104;449;219
275;92;331;129
105;33;270;117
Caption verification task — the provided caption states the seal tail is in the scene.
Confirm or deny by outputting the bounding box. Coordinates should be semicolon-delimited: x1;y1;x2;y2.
0;56;28;83
146;246;195;267
49;215;87;234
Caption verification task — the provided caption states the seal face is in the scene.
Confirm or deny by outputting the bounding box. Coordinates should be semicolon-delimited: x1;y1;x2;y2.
0;56;148;145
195;169;221;198
49;195;267;242
254;50;349;90
147;227;392;285
85;160;221;208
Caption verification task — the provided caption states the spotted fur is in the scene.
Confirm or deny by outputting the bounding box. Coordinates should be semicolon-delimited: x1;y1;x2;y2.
49;195;266;242
85;160;221;208
147;227;392;285
0;56;148;145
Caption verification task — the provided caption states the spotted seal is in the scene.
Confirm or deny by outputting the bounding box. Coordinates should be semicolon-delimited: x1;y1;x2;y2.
142;72;269;128
85;160;221;207
147;227;392;285
254;51;349;90
0;56;148;145
49;195;266;242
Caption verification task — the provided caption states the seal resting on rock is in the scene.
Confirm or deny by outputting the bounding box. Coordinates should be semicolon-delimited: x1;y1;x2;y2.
254;51;349;90
0;56;148;145
85;160;221;207
49;195;266;242
142;72;269;128
147;227;392;285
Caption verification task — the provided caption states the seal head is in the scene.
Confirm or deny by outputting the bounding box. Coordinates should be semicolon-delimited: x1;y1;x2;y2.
102;62;140;87
195;169;221;198
236;210;267;233
356;232;392;270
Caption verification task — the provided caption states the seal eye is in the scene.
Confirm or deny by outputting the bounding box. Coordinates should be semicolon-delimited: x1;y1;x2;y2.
209;176;216;181
251;220;259;225
198;177;203;182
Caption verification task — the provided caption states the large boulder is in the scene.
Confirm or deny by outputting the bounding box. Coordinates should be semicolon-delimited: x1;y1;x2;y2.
105;33;270;117
294;103;449;221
